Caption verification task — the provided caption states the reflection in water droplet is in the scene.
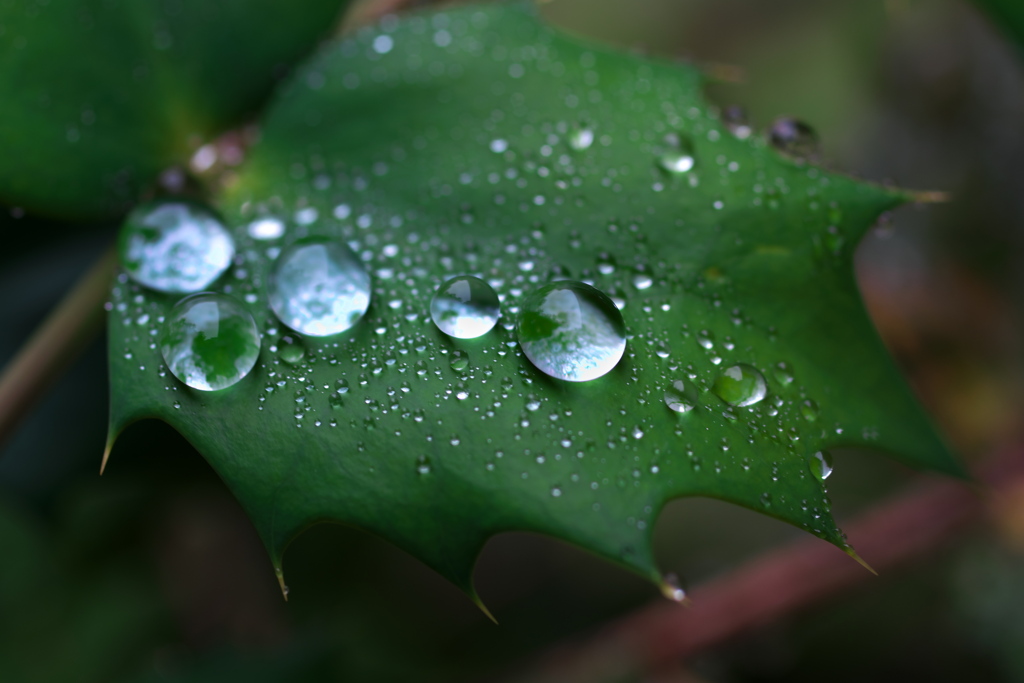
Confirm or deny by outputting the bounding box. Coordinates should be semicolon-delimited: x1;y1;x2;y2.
801;399;819;422
712;364;767;407
664;380;695;414
268;239;371;336
430;275;500;339
810;450;833;480
160;293;260;391
768;117;820;160
119;200;234;293
517;281;626;382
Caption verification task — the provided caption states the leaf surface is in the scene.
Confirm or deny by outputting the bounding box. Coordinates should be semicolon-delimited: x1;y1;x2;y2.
0;0;349;218
107;3;961;599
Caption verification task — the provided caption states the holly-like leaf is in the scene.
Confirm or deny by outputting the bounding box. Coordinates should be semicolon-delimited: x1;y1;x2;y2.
0;0;349;219
107;2;961;601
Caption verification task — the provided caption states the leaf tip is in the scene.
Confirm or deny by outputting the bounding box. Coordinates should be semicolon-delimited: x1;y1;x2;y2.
844;546;878;576
470;591;498;625
275;566;289;602
658;573;690;605
99;434;115;475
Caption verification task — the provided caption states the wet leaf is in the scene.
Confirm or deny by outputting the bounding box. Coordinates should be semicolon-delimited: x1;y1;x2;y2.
0;0;349;219
107;3;961;601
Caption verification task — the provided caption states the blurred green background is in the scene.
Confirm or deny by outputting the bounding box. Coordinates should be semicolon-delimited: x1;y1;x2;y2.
4;0;1024;680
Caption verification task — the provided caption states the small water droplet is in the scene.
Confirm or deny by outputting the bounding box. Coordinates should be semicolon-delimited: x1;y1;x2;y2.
658;134;696;174
800;399;819;422
810;450;834;480
722;105;752;140
768;117;819;161
773;362;794;386
268;239;371;336
247;217;285;240
416;456;432;475
430;275;500;339
449;350;470;373
160;293;260;391
660;573;687;602
569;126;595;151
119;200;234;293
279;342;305;365
517;281;626;382
663;379;695;414
712;364;767;407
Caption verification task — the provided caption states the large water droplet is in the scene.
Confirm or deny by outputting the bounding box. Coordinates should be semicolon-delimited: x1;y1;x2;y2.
430;275;500;339
712;364;767;407
268;239;371;336
119;200;234;293
768;117;820;160
810;450;833;480
664;380;696;414
517;281;626;382
160;293;260;391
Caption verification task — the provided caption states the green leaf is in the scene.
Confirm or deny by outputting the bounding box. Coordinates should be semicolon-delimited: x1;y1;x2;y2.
0;0;350;219
107;3;961;601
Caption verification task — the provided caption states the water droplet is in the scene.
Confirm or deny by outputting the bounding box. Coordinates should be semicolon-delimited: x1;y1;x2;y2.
810;450;834;480
118;200;234;293
660;573;687;602
268;239;371;336
664;379;695;414
449;350;470;373
768;117;819;160
247;217;285;240
800;399;819;422
712;364;767;407
773;361;794;386
416;456;432;475
658;134;696;174
551;486;562;497
160;293;260;391
632;273;653;290
279;342;305;365
517;281;626;382
430;275;500;339
722;105;752;140
569;126;594;151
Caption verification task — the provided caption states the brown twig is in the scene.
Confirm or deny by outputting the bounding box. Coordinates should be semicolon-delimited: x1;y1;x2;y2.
0;247;115;451
502;448;1024;683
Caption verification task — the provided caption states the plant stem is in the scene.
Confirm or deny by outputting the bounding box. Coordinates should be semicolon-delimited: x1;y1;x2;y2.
500;449;1024;683
0;247;116;451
